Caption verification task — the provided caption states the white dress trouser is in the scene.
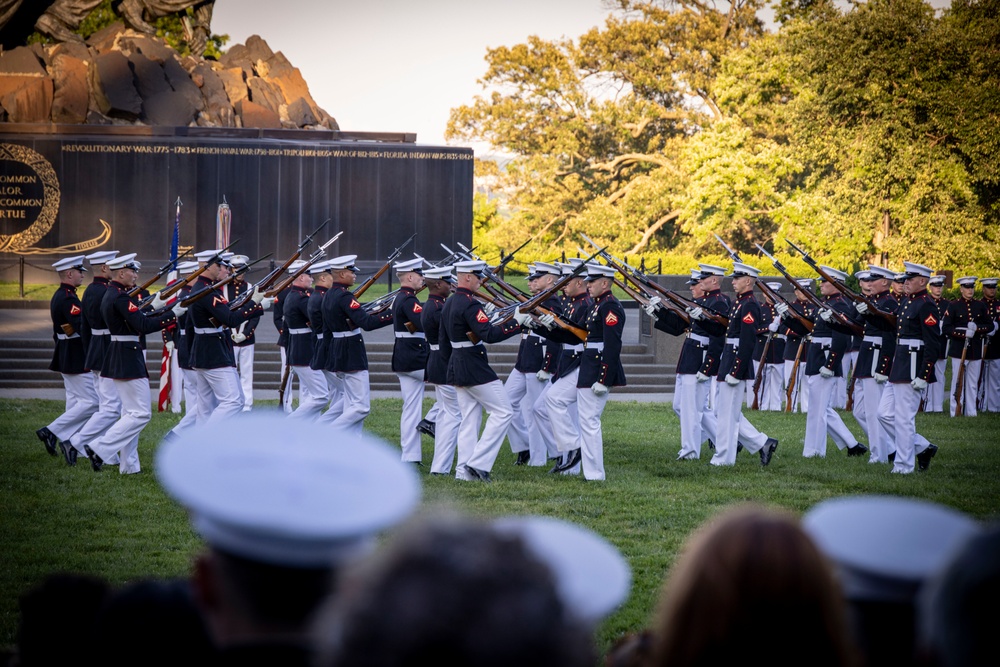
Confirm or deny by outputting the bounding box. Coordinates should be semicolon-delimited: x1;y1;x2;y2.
429;384;462;474
397;370;425;462
803;374;858;457
577;385;609;480
168;368;200;438
195;367;244;424
459;380;513;474
673;374;711;459
504;369;531;455
542;369;583;456
169;349;183;413
70;371;121;453
90;377;150;474
925;358;947;412
710;380;768;466
531;382;561;464
950;357;982;417
319;370;345;423
327;370;370;435
279;346;294;413
234;344;255;410
289;366;331;420
760;363;784;410
852;378;893;462
877;383;931;474
48;372;98;441
982;359;1000;412
425;401;440;424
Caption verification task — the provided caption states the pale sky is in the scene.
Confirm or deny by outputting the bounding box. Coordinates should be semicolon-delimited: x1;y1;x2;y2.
212;0;952;150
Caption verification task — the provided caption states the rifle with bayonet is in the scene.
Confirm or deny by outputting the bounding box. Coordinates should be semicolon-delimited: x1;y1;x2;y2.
954;338;970;416
140;240;240;306
177;254;272;309
353;233;417;299
262;231;344;300
754;243;863;336
128;246;196;297
786;338;805;412
785;238;896;326
751;332;773;411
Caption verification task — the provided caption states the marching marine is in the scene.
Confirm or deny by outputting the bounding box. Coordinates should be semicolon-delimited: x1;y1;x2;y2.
924;274;949;412
979;277;1000;412
391;257;429;464
943;276;992;416
422;266;461;474
225;255;260;411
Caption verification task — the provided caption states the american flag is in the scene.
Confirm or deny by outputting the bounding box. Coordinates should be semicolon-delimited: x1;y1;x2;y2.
158;198;182;412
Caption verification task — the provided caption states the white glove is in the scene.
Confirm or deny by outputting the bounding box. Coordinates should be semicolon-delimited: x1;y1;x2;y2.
724;374;740;386
171;303;187;319
990;321;999;337
231;332;247;344
775;302;790;319
911;377;928;391
819;308;834;322
150;291;168;310
536;370;552;382
767;320;780;333
591;382;609;396
695;371;711;383
512;308;534;328
819;366;835;379
966;322;978;336
260;296;276;311
164;340;175;353
483;302;497;316
537;313;556;330
686;306;704;321
251;285;266;304
643;296;662;317
856;301;869;315
874;373;888;384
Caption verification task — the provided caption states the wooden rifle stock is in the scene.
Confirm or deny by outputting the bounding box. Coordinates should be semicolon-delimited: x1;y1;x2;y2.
278;363;291;407
954;339;969;416
128;246;196;297
845;361;857;411
786;339;804;412
752;333;773;410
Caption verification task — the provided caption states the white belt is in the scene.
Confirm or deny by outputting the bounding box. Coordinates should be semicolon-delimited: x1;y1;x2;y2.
725;337;740;346
586;342;605;351
899;338;924;349
452;341;482;348
429;344;440;351
395;331;425;339
687;333;709;345
529;332;543;340
316;333;323;340
288;327;312;335
332;328;362;338
91;328;110;336
863;335;883;345
180;330;186;336
774;334;786;340
195;326;224;334
811;336;833;346
566;343;584;353
56;333;80;340
111;335;139;342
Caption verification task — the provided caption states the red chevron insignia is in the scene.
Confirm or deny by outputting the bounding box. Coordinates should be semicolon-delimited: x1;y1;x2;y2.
924;314;937;326
350;299;361;309
605;311;619;326
70;304;81;315
476;310;488;323
213;297;223;308
128;302;138;312
413;303;423;313
742;312;755;324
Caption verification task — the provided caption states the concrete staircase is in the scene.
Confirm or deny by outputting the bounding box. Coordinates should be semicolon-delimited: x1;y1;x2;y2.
0;338;675;394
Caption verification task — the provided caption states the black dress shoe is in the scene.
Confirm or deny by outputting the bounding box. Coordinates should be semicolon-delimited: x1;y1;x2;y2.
416;419;436;439
917;443;938;471
707;439;715;451
465;465;492;483
737;442;744;453
36;427;59;456
58;440;78;466
888;451;896;464
554;448;582;473
760;437;778;466
514;450;530;466
847;443;869;457
84;445;104;472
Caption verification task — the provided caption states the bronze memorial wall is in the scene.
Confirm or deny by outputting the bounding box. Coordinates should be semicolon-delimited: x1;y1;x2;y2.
0;125;474;280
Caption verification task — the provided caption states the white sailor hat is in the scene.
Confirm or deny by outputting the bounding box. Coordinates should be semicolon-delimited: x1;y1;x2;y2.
393;257;425;274
423;265;455;281
454;259;487;275
903;261;933;279
493;516;631;626
107;253;140;271
328;255;360;272
686;269;703;285
794;278;814;289
52;256;87;272
803;496;979;603
980;277;999;288
698;263;726;277
867;265;896;280
855;270;873;281
730;262;761;278
309;259;335;275
585;263;616;281
820;265;849;282
765;281;782;291
956;276;978;287
287;259;308;274
85;250;118;265
928;275;946;287
229;254;249;267
176;261;199;275
532;262;561;278
156;414;421;569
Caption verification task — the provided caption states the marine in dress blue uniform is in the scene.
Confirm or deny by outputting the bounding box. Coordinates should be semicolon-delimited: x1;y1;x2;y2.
979;278;1000;412
390;257;429;463
285;267;330;420
753;283;786;411
923;274;950;412
422;266;461;474
164;261;200;439
781;280;814;413
307;260;344;422
225;256;261;411
942;276;992;416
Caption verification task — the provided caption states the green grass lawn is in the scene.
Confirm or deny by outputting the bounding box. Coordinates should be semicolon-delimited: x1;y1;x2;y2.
2;398;999;651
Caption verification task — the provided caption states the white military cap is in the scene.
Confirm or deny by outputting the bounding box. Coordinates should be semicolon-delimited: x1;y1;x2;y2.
980;277;999;288
157;415;421;569
52;256;87;272
585;263;616;281
795;278;814;289
286;259;308;274
85;250;118;265
229;254;249;267
803;496;979;603
956;276;978;287
194;249;223;263
928;275;946;287
730;262;761;278
765;281;782;291
309;259;335;274
423;265;455;281
219;252;235;266
555;262;576;276
532;261;561;278
867;265;896;280
176;261;199;275
454;259;487;275
107;253;140;271
820;265;849;282
855;270;873;281
493;516;631;626
894;272;907;282
903;261;933;278
393;257;425;274
526;263;541;280
686;269;703;285
328;255;359;271
698;263;726;277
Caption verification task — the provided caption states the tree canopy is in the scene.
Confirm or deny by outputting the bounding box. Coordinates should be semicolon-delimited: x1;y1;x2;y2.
449;0;999;274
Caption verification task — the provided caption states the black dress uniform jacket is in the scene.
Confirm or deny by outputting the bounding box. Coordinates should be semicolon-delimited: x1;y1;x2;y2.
577;290;626;388
188;276;265;370
781;301;813;362
308;286;330;372
982;296;1000;360
49;282;87;374
273;288;289;349
225;280;260;347
81;277;111;373
512;295;563;374
889;289;941;384
753;301;785;364
803;294;858;377
539;292;591;380
442;287;522;387
717;291;762;381
421;293;451;386
943;297;992;360
100;281;176;379
855;290;898;379
322;283;393;373
284;285;315;367
391;286;429;373
176;283;194;370
655;289;730;376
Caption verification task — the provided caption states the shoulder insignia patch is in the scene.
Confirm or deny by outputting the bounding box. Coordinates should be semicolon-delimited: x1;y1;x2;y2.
476;309;489;323
605;311;619;326
350;299;361;309
742;312;755;324
128;301;139;313
924;313;938;326
70;304;81;315
413;303;423;313
212;297;224;308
